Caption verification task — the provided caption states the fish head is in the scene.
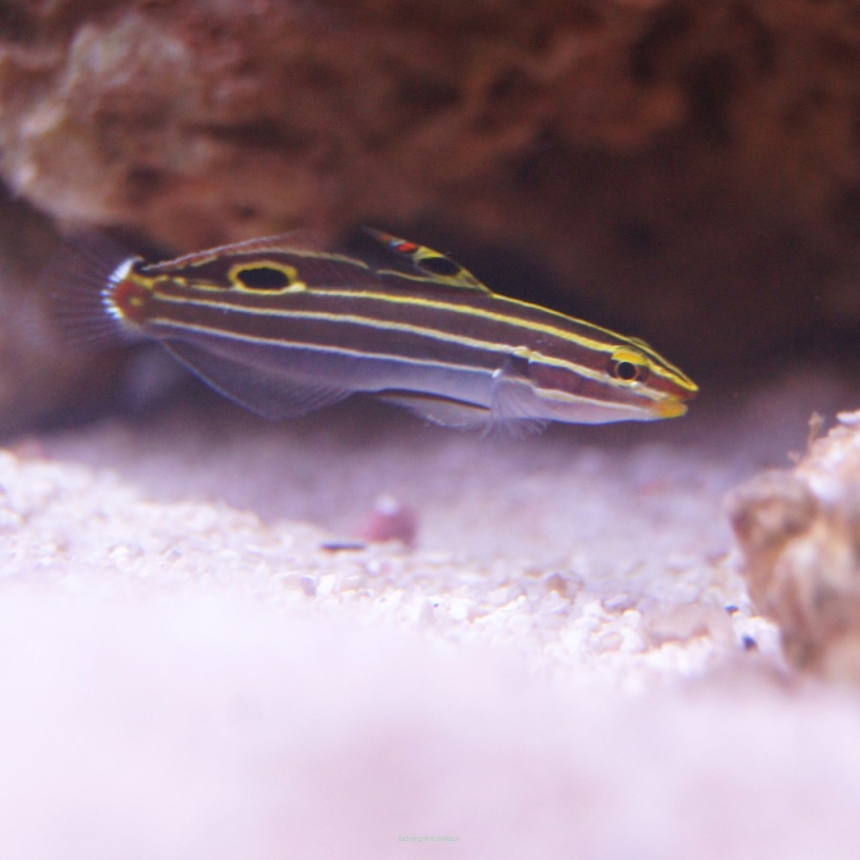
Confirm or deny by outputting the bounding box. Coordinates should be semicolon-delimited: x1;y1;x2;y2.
527;338;697;425
604;340;698;420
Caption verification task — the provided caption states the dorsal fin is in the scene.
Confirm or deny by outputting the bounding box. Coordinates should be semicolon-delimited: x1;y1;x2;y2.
140;230;380;289
142;230;333;273
363;228;492;294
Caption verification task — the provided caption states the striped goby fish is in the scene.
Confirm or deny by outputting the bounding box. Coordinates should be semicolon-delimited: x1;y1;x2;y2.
63;229;697;432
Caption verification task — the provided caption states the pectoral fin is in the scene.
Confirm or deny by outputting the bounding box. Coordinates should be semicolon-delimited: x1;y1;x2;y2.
487;354;548;437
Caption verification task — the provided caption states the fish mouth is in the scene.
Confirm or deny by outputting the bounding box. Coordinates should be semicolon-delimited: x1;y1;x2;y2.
652;398;689;419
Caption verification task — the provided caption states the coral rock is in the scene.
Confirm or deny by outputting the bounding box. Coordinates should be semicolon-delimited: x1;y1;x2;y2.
0;0;860;377
729;411;860;682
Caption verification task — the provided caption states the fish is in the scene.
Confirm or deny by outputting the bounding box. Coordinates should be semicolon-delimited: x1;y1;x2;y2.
57;228;698;432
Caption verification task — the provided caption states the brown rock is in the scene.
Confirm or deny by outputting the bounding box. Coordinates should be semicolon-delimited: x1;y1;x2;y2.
729;412;860;682
0;0;857;401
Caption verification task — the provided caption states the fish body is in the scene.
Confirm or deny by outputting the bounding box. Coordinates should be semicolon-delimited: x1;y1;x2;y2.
65;229;697;431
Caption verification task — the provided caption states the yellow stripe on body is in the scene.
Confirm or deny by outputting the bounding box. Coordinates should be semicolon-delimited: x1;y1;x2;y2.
147;316;491;375
151;284;692;392
149;292;663;399
144;316;650;418
322;287;694;389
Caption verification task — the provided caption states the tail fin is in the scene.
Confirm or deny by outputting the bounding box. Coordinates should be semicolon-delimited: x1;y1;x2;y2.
46;231;143;351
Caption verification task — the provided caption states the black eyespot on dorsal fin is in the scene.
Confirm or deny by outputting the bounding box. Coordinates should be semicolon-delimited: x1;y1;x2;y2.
361;228;492;294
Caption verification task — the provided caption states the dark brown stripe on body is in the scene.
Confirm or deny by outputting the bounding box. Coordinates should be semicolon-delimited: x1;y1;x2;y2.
148;283;622;376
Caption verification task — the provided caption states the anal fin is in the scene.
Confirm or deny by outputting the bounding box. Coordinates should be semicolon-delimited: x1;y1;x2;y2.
163;341;352;420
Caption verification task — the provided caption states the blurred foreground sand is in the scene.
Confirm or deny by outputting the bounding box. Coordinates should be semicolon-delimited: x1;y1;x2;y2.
0;367;857;858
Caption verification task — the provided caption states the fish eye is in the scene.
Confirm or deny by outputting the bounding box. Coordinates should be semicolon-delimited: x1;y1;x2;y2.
615;360;638;381
608;348;650;384
418;256;462;277
233;266;291;290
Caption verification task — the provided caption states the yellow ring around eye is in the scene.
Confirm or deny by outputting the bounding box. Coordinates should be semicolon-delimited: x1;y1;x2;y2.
608;346;650;385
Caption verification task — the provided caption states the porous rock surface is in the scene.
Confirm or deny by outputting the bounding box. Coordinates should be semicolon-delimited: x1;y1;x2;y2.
731;408;860;684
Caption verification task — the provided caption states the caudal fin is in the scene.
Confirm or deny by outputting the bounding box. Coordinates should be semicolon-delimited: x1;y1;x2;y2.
46;232;143;352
